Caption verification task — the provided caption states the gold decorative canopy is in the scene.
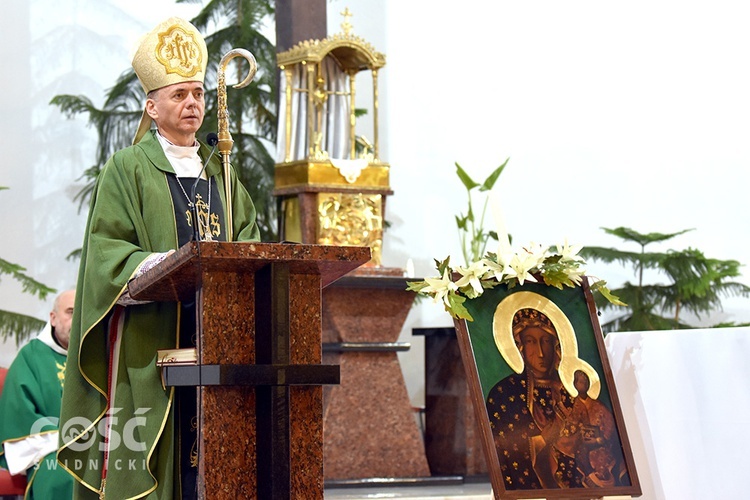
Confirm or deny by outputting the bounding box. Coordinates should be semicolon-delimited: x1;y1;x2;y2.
274;8;393;270
276;30;385;71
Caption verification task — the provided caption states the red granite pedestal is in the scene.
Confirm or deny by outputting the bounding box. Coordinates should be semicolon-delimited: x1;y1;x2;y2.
321;274;430;480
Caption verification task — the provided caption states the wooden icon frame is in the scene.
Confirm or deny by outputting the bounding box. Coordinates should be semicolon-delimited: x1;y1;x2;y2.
453;278;641;499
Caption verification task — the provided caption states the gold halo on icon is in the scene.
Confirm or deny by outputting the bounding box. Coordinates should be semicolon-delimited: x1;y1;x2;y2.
492;291;600;399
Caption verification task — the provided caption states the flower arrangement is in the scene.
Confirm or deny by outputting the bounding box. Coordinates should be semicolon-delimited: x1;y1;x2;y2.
408;160;624;321
407;241;625;321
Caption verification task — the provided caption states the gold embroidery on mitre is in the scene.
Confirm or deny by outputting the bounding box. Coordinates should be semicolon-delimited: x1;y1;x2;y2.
132;17;207;96
155;25;202;78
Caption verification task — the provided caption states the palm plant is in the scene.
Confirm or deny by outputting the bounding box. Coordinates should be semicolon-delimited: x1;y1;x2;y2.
1;187;57;344
581;226;750;332
50;0;278;240
660;248;749;324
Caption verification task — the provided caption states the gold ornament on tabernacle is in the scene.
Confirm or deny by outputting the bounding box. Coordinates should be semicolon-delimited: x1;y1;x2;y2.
317;193;383;266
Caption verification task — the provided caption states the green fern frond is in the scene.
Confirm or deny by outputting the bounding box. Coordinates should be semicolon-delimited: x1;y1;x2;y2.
0;310;45;345
0;258;56;299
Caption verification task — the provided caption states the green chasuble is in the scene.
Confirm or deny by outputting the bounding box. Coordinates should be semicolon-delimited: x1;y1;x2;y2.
0;334;74;499
58;130;260;499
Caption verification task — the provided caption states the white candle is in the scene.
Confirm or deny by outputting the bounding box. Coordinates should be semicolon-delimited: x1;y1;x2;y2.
405;258;415;278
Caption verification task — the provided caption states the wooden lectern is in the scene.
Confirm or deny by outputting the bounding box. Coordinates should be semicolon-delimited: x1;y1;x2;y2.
129;241;370;499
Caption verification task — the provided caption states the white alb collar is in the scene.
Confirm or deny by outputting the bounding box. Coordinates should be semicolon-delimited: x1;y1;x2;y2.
156;131;200;159
36;322;67;356
156;131;204;178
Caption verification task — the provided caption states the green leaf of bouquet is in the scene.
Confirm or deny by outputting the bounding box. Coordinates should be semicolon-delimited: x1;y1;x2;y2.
436;256;451;276
406;281;429;293
542;277;565;290
600;287;627;307
455;162;479;191
541;266;578;290
446;292;474;321
543;254;563;265
591;280;628;307
479;157;510;192
481;279;499;290
461;286;482;299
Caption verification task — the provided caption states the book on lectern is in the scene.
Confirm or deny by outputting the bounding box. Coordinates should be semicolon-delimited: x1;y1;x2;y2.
156;348;197;366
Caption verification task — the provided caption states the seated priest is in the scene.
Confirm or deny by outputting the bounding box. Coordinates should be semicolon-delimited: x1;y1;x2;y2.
0;289;76;499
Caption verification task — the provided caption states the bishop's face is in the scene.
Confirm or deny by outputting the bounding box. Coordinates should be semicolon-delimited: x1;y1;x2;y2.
146;81;205;146
520;326;557;379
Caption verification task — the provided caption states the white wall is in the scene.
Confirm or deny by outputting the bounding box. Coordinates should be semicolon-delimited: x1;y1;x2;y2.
2;1;749;407
330;0;750;404
0;0;202;366
382;0;750;310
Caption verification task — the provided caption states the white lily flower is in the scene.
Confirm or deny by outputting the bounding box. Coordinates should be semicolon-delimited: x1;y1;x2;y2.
422;269;458;307
455;260;490;296
522;242;548;267
556;238;584;262
483;257;508;282
505;251;540;286
482;244;515;280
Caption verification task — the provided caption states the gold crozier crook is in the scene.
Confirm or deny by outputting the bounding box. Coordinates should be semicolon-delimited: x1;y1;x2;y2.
217;48;258;240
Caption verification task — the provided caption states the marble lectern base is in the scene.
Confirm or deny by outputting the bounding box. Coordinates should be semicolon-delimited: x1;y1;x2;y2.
130;241;371;498
322;273;430;480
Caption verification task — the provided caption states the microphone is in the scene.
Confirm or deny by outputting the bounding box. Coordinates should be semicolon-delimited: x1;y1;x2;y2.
190;132;219;241
205;132;219;148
